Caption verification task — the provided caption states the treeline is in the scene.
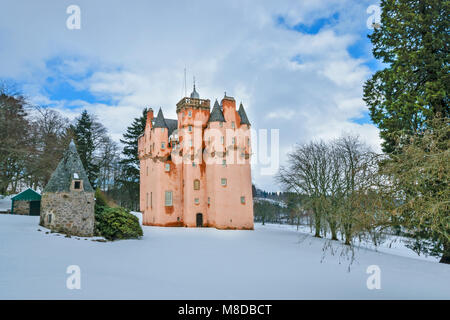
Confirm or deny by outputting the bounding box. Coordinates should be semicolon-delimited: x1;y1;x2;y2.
0;83;147;211
276;126;448;263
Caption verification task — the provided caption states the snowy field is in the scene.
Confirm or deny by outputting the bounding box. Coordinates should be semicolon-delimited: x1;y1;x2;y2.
0;215;449;299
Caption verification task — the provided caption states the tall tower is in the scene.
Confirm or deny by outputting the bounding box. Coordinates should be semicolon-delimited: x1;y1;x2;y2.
204;94;253;229
176;85;211;226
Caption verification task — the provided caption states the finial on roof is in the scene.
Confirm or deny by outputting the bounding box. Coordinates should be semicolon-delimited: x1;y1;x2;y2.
190;77;200;99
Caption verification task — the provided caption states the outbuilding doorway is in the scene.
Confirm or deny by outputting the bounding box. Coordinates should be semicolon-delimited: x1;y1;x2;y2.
196;213;203;227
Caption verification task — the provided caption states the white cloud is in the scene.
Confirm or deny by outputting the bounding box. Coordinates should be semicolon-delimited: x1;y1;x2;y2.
0;0;381;190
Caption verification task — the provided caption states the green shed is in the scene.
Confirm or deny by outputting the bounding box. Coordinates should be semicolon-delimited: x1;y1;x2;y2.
11;188;41;216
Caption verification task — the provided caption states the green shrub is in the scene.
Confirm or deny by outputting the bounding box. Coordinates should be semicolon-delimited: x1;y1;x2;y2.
95;206;143;241
95;187;108;207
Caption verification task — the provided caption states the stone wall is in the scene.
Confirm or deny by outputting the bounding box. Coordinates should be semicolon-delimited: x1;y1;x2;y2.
40;191;95;237
13;201;29;215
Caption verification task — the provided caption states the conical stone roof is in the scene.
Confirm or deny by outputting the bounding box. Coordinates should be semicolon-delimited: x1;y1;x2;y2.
43;140;94;193
238;103;250;125
208;100;225;123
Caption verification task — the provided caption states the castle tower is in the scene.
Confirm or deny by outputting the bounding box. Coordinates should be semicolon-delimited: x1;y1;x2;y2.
176;85;210;226
40;140;95;236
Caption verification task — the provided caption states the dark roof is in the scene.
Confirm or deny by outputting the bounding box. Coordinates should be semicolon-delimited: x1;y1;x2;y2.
153;108;168;128
11;188;41;201
152;108;178;136
208;100;225;123
190;84;200;99
238;103;250;125
44;140;94;193
165;119;178;136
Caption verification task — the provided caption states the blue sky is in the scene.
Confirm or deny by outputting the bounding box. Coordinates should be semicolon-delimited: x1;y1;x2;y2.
0;0;382;191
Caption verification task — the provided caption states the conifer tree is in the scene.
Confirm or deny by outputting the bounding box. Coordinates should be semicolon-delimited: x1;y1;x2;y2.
363;0;449;153
72;110;106;187
118;107;148;210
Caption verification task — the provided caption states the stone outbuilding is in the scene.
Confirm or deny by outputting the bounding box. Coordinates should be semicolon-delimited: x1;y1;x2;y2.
40;140;95;237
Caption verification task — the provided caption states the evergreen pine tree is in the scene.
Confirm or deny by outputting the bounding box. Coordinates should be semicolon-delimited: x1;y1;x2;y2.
363;0;449;153
72;110;100;187
118;107;148;210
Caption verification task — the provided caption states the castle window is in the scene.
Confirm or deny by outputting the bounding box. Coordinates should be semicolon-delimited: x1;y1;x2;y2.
188;125;192;132
208;197;210;204
146;193;149;208
74;181;81;189
194;198;199;204
165;163;170;171
221;178;227;186
241;196;246;204
188;110;192;117
161;128;165;133
151;192;152;208
192;162;196;167
47;214;52;224
247;137;250;146
232;121;235;129
165;191;173;206
232;137;236;145
220;136;224;144
222;159;226;167
189;139;193;147
194;179;200;190
161;142;165;149
220;122;223;128
146;166;149;176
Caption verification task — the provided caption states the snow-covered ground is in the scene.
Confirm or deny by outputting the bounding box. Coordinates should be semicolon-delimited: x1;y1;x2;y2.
0;195;13;213
0;215;448;299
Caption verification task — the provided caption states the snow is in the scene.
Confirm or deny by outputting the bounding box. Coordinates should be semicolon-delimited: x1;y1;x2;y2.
0;215;449;299
257;223;441;263
0;195;13;213
130;211;143;225
253;197;287;207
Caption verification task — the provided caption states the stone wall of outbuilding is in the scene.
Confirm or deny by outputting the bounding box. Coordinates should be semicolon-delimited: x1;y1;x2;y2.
13;201;29;215
40;191;95;237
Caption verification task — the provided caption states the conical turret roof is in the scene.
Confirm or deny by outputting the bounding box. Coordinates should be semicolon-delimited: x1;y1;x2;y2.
43;140;94;193
238;103;250;125
153;108;168;128
208;100;225;123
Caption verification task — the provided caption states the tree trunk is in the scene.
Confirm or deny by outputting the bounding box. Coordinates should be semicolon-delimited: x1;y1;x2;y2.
440;241;450;264
314;215;321;238
328;220;338;240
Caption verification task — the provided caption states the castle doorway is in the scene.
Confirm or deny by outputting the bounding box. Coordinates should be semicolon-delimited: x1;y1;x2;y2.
196;213;203;227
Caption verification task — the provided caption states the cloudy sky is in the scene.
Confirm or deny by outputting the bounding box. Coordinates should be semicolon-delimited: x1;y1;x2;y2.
0;0;383;191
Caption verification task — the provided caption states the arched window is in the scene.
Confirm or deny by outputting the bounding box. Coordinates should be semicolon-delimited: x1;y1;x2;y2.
194;179;200;190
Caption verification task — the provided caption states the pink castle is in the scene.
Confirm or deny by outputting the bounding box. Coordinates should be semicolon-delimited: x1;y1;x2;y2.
138;85;254;229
